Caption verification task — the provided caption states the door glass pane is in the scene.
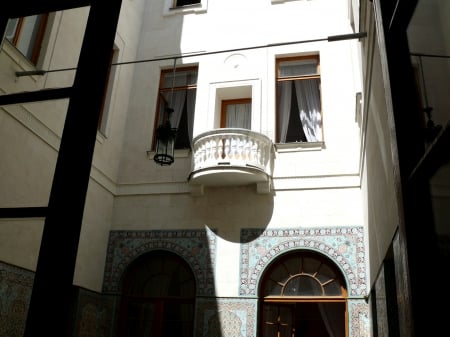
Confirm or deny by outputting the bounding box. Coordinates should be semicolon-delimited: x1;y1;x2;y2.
163;302;194;337
125;301;156;337
262;304;293;337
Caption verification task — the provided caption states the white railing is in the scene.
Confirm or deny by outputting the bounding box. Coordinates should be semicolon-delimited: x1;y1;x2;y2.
191;128;274;174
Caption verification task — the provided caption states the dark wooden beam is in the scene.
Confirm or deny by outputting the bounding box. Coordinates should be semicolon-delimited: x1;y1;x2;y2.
0;88;72;106
22;0;123;336
0;207;47;218
4;0;91;18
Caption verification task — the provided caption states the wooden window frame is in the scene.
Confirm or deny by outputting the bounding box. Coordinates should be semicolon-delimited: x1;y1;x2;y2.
275;54;322;144
152;66;198;150
258;251;348;337
7;14;49;64
220;98;252;128
98;47;118;134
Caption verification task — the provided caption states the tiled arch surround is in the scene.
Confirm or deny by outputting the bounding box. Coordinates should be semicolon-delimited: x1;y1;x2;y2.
103;225;370;337
239;226;367;297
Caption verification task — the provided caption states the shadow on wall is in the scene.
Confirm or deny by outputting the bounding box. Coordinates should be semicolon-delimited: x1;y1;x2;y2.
198;185;275;243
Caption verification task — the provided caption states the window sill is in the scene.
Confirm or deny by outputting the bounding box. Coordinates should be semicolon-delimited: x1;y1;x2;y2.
271;0;306;4
275;141;325;153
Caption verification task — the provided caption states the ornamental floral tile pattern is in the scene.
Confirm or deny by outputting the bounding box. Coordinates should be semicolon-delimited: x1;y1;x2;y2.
73;289;116;337
240;226;367;297
196;298;257;337
0;262;33;337
349;300;371;337
103;228;216;296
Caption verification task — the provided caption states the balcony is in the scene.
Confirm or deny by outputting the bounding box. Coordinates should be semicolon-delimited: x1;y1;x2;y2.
188;128;274;194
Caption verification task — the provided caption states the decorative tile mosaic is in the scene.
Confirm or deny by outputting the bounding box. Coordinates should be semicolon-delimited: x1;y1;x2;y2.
240;226;367;297
103;228;217;296
0;262;33;337
349;300;371;337
74;289;116;337
196;297;257;337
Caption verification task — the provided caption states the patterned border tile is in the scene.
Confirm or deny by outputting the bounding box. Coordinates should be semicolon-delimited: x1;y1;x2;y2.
102;228;217;296
349;300;371;337
196;298;257;337
0;262;34;337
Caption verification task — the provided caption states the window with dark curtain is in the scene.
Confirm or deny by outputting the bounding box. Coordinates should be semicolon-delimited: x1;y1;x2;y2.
154;66;197;150
276;55;322;144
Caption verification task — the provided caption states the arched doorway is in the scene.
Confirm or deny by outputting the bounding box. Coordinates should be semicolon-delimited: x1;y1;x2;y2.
118;250;196;337
259;250;347;337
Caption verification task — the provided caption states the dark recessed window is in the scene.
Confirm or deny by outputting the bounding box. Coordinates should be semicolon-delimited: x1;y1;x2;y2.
175;0;201;7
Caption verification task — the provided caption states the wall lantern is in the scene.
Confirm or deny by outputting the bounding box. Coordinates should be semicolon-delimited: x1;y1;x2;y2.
153;58;179;166
153;107;177;165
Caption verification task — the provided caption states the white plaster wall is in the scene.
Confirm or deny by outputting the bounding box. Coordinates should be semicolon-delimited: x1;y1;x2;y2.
359;4;400;287
114;0;365;298
111;184;362;296
1;0;364;294
0;1;146;291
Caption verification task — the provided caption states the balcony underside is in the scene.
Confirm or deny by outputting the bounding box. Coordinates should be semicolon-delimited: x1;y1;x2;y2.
189;165;270;186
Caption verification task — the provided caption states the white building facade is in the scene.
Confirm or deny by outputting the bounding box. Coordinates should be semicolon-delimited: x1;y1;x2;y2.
0;1;373;337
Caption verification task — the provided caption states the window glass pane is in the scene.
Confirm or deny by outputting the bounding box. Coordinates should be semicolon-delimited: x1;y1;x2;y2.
279;59;318;77
162;69;197;88
156;67;197;149
284;276;323;296
262;279;283;296
125;302;156;337
16;15;42;59
225;103;251;129
5;18;19;41
261;251;346;297
324;280;343;296
163;302;194;337
276;58;322;143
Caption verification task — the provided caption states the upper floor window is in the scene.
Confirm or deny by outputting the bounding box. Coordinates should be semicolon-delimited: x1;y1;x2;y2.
165;0;207;16
154;66;198;150
5;14;48;64
276;55;322;143
98;47;119;136
221;98;251;129
174;0;201;7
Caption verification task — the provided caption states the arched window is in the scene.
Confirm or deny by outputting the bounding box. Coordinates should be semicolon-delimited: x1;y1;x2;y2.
119;250;196;337
259;251;347;337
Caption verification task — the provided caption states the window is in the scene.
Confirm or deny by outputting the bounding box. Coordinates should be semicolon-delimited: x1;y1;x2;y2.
221;98;251;129
98;47;119;135
259;251;347;337
276;55;322;143
5;14;48;64
119;250;196;337
164;0;206;15
154;66;197;150
174;0;201;7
